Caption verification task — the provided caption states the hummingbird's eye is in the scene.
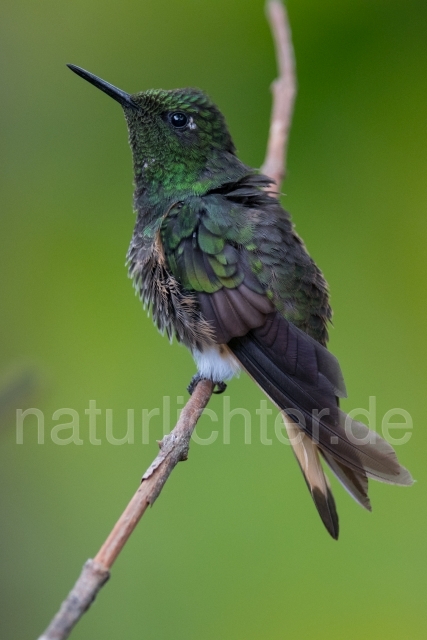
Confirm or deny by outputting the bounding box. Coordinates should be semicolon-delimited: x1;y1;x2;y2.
169;112;189;129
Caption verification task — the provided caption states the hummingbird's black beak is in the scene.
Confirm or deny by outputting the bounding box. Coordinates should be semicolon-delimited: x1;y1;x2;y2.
67;64;139;111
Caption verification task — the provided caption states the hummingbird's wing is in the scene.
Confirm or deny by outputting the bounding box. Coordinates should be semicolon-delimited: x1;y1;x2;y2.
229;312;412;483
160;178;412;538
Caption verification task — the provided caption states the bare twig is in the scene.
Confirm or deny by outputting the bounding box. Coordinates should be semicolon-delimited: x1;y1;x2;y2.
37;2;296;638
261;0;297;190
38;379;214;640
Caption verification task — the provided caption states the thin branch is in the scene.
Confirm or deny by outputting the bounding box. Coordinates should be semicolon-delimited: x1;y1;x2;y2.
38;379;214;640
261;0;297;190
37;2;296;638
94;379;213;569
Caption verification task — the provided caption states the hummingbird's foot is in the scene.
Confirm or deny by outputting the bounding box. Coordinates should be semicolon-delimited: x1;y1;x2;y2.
187;373;203;395
213;381;227;394
187;374;227;395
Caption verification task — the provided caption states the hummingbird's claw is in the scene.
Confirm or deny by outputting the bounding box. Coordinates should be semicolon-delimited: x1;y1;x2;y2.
187;373;202;395
213;381;227;394
187;374;227;395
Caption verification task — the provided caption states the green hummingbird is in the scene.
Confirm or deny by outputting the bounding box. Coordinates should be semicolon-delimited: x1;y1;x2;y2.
67;64;412;539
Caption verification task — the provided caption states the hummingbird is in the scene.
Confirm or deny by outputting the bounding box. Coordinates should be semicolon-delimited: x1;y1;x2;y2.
67;64;412;539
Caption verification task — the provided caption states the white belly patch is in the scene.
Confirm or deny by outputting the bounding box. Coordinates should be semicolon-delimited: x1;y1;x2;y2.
192;345;241;382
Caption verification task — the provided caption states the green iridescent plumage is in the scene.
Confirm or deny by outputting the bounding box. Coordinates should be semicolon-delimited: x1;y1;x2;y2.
67;64;413;541
159;186;330;342
117;86;332;345
124;88;247;203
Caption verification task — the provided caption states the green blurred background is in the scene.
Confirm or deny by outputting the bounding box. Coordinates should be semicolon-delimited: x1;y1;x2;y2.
1;0;426;638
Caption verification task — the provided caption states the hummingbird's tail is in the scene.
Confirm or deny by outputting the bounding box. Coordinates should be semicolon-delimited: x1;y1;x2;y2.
228;312;413;539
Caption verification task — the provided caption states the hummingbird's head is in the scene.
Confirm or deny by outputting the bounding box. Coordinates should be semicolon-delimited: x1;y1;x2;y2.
124;87;238;191
67;65;245;198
